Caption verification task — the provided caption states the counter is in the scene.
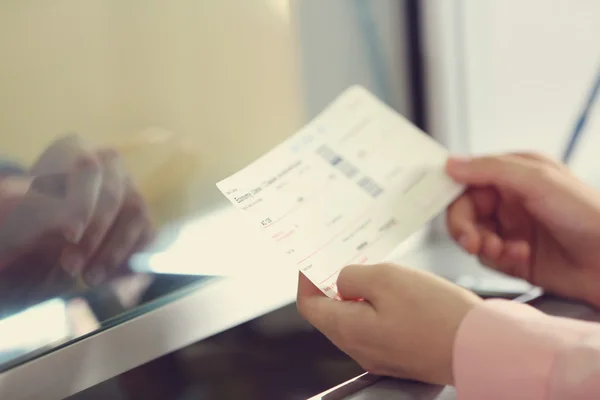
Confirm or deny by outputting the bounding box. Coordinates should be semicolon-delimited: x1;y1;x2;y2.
1;228;573;400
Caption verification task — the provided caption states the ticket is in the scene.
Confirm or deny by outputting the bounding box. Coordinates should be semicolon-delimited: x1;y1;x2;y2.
216;86;463;299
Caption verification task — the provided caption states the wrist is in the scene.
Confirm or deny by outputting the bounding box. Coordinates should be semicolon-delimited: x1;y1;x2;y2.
448;293;484;385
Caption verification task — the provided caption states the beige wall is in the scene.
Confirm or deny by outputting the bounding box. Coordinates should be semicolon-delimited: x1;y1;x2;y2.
0;0;303;171
0;1;414;224
0;0;303;221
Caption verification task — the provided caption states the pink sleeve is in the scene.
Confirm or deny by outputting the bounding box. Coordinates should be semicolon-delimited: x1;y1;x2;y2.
454;299;600;400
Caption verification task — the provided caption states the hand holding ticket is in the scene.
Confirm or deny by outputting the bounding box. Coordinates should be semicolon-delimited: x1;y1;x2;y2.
217;86;463;299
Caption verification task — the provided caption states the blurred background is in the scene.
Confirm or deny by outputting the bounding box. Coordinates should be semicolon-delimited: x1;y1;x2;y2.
0;0;597;227
0;0;599;398
427;0;600;182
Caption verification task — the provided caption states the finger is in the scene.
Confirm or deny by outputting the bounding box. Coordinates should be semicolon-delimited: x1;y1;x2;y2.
297;272;323;298
95;148;126;211
446;155;557;200
30;173;67;197
494;240;532;280
471;219;503;269
447;187;500;254
31;134;86;174
297;273;344;329
502;240;531;265
336;264;379;301
63;152;103;242
495;199;533;242
0;227;66;284
479;223;504;261
130;222;155;253
89;149;126;242
297;272;374;340
60;150;126;275
471;187;499;217
84;183;146;284
84;211;147;286
446;195;481;254
296;273;374;332
0;190;63;266
477;234;531;279
512;152;567;171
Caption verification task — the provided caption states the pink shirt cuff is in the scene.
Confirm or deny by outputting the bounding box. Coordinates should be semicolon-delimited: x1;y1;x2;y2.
453;299;599;400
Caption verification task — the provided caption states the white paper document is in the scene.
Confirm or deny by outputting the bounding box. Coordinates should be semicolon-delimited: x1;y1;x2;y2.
217;86;463;299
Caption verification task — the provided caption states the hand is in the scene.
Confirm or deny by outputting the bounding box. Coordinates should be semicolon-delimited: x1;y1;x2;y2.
296;264;482;385
0;134;153;295
446;153;600;307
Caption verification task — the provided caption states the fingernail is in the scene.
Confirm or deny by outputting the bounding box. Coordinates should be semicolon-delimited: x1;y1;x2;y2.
61;252;85;276
64;222;84;243
85;268;106;286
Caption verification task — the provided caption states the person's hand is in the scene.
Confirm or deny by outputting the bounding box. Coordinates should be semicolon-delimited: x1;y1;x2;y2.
446;153;600;307
296;264;482;385
0;134;153;293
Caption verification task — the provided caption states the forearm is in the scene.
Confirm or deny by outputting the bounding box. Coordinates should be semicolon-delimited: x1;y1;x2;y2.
454;299;600;400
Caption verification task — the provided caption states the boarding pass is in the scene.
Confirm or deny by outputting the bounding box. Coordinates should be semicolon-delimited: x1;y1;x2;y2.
217;86;463;299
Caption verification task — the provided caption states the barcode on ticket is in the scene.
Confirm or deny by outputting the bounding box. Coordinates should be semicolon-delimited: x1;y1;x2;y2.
357;176;383;198
316;145;359;179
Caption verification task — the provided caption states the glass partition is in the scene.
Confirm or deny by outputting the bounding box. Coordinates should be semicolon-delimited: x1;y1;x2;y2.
0;0;412;371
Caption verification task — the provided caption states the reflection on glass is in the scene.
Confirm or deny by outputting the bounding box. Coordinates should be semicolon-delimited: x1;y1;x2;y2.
0;297;102;370
130;207;284;278
0;299;69;364
0;0;306;377
0;132;212;370
0;134;154;310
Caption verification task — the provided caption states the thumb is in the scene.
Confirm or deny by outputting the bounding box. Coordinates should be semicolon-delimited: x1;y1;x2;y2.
446;155;554;199
296;272;372;339
337;264;379;302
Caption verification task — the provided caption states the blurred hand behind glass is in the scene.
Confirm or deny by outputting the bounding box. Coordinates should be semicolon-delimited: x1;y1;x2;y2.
0;134;154;308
